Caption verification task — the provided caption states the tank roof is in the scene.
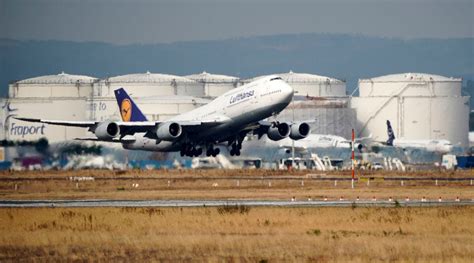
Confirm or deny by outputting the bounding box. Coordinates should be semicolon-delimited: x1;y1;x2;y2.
16;72;97;84
360;73;461;83
108;71;194;83
250;71;344;83
184;71;239;83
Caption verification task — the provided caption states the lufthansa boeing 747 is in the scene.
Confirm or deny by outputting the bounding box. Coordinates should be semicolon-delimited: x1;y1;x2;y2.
16;76;310;157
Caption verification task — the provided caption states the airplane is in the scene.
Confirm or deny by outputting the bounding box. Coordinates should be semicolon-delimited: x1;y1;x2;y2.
272;134;352;155
15;76;311;157
281;134;352;149
272;132;375;155
371;120;454;153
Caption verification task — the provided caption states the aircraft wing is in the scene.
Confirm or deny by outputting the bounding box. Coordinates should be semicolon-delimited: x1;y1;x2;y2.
340;134;374;144
354;134;373;143
15;117;157;133
14;117;96;128
75;135;137;143
14;116;228;137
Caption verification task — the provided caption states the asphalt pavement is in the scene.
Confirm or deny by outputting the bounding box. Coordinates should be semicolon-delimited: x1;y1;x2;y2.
1;199;473;208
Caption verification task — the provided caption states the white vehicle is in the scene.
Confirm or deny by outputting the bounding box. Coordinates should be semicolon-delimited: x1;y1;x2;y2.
16;76;310;157
441;154;457;170
371;162;384;170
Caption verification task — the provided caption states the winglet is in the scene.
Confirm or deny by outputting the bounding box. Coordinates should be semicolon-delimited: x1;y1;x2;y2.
386;120;395;146
14;117;41;123
114;88;148;122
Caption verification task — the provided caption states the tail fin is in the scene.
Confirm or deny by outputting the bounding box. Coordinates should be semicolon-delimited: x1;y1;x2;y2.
386;120;395;146
114;88;148;122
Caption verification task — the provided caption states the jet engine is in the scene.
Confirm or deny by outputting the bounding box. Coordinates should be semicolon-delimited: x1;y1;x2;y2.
156;122;182;141
94;121;120;140
289;122;311;140
267;122;290;141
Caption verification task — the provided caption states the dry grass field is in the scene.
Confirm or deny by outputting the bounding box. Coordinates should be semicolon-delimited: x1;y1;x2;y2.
1;170;474;261
1;206;474;262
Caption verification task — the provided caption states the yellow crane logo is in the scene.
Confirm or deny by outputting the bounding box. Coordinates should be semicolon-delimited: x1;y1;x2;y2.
120;99;132;121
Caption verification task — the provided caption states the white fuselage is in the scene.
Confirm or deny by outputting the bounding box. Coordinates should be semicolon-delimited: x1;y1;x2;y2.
278;134;351;149
392;139;453;153
123;76;294;151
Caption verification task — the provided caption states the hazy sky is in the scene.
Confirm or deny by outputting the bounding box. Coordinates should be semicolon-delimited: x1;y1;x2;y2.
1;0;473;44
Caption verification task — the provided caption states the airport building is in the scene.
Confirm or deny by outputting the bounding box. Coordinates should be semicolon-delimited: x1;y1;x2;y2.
351;73;470;147
184;71;241;97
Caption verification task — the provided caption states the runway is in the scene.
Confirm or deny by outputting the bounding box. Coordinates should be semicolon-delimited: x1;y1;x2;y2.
1;199;473;208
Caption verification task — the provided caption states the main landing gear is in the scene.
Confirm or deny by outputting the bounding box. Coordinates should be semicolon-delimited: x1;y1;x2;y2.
206;146;220;157
180;144;202;157
229;142;242;156
180;143;220;157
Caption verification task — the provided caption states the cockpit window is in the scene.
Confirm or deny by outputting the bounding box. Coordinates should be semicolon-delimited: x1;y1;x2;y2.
270;77;282;81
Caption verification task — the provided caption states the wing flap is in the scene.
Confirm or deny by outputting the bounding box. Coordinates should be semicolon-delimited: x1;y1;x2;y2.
75;135;136;143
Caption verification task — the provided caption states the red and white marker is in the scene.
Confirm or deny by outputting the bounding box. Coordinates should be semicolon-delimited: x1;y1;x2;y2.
351;129;355;189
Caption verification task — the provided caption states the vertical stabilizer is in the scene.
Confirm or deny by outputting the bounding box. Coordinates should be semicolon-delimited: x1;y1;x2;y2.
114;88;148;122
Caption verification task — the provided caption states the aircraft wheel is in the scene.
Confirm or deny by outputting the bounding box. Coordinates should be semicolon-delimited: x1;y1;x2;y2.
230;149;235;156
213;148;220;156
187;147;195;157
196;148;203;156
235;150;241;156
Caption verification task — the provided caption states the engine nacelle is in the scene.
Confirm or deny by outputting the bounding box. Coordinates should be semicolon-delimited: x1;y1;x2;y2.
94;121;120;140
267;122;290;141
156;122;182;141
289;122;311;140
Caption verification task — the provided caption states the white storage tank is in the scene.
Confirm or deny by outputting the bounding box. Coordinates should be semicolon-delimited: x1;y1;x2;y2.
248;71;346;97
1;98;88;142
184;71;240;97
94;71;203;98
278;98;356;139
9;72;97;98
351;73;469;147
